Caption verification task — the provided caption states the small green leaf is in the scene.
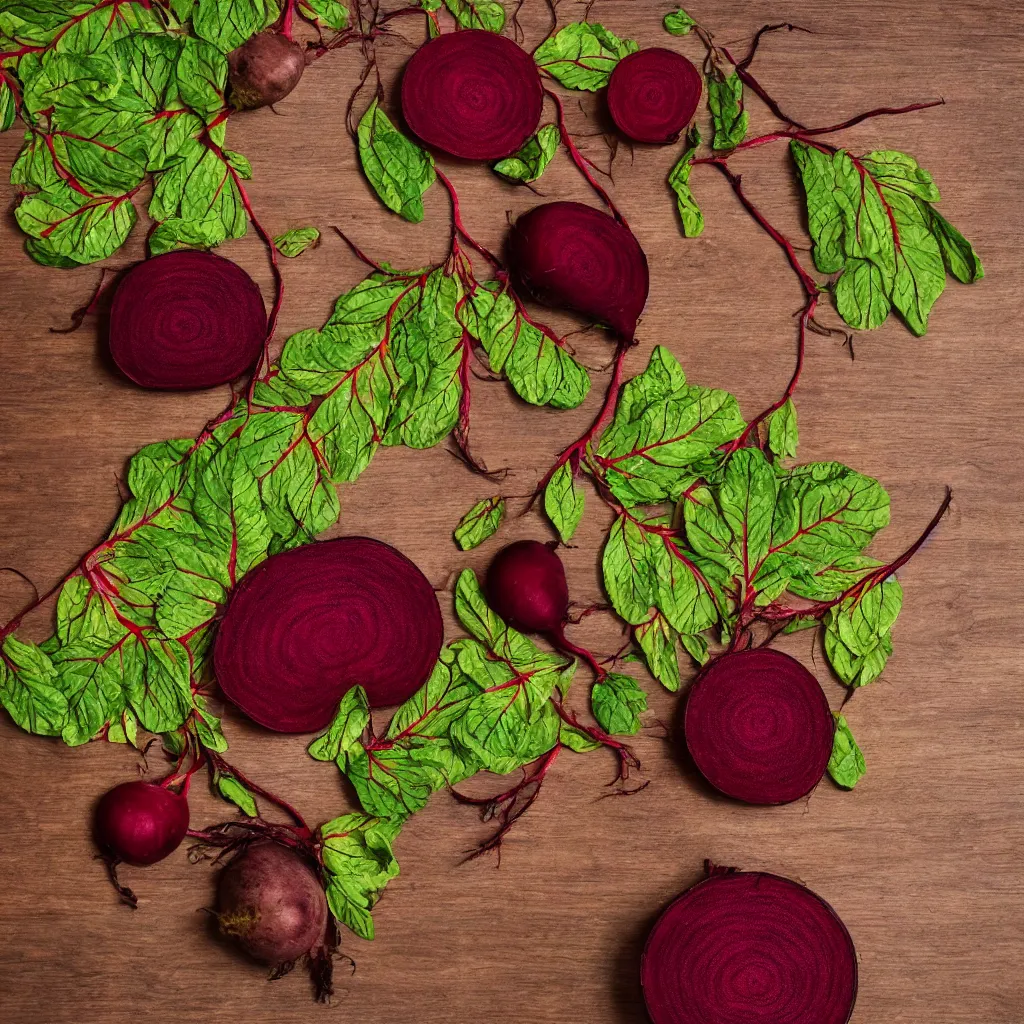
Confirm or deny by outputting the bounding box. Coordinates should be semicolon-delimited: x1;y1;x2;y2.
634;614;681;692
0;637;68;737
664;8;697;34
192;0;278;53
707;72;747;150
217;773;258;816
309;686;371;761
454;497;506;551
358;99;435;223
494;124;559;183
544;463;586;544
668;126;704;237
534;22;639;91
443;0;505;32
767;399;798;459
828;714;866;789
592;673;647;736
274;226;320;258
298;0;349;30
0;78;16;132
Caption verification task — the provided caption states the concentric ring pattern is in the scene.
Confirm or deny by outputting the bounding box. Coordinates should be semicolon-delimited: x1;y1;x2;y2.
607;48;702;144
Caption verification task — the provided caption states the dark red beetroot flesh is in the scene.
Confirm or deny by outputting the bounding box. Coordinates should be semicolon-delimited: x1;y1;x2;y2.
606;48;702;145
108;251;267;391
400;30;543;160
508;201;650;341
486;540;569;634
228;32;305;111
94;781;190;866
214;537;444;732
217;842;328;964
684;648;834;805
641;870;858;1024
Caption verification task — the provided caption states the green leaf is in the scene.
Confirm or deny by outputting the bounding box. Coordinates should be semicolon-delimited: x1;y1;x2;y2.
442;0;504;32
192;0;278;52
663;8;697;34
494;124;559;183
217;773;258;816
602;514;657;625
766;398;798;459
358;99;435;223
298;0;349;30
534;22;639;91
454;496;506;551
707;72;747;150
592;673;647;735
1;78;17;132
321;813;402;941
918;202;984;284
274;226;320;258
597;346;744;506
308;686;371;761
824;575;903;687
828;714;866;789
668;125;703;237
544;462;586;544
386;647;481;743
634;613;681;691
0;636;68;737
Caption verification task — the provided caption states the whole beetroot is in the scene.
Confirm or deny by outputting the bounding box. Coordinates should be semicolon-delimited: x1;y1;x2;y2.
228;33;305;111
94;780;190;866
217;842;328;965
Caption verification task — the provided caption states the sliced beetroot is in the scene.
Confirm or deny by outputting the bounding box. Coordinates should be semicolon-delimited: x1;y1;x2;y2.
400;30;543;160
214;537;443;732
486;540;569;634
228;32;306;111
684;648;834;804
641;870;858;1024
94;780;190;866
606;48;702;145
508;201;649;341
108;251;266;391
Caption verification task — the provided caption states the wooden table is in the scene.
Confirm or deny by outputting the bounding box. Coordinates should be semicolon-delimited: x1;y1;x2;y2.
1;2;1020;1021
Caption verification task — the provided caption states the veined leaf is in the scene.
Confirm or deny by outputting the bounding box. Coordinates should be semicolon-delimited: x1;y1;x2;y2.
664;8;696;34
358;99;435;223
443;0;504;32
592;673;647;735
454;497;506;551
274;226;320;257
534;22;639;91
544;462;586;544
766;399;798;460
668;125;704;237
494;124;559;183
298;0;349;30
828;713;866;789
192;0;278;53
707;72;747;150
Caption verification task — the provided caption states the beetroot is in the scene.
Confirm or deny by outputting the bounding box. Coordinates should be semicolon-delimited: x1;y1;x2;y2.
606;48;702;145
214;537;444;732
684;648;834;805
217;842;328;964
94;780;190;866
486;540;569;635
400;30;543;160
228;32;306;111
508;201;650;341
108;251;267;391
642;869;858;1024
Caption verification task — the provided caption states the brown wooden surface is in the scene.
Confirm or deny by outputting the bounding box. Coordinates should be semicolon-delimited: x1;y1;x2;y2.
1;2;1021;1021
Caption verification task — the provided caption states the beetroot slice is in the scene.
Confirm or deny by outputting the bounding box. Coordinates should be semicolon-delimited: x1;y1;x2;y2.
214;537;443;733
400;30;543;160
607;48;702;145
108;251;266;391
684;648;834;805
641;871;858;1024
508;201;649;341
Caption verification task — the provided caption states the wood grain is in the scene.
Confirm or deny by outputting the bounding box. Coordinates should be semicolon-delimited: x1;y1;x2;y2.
1;3;1021;1021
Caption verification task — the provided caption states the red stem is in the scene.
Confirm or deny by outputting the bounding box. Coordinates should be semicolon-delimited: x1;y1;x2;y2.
549;623;605;680
435;167;501;269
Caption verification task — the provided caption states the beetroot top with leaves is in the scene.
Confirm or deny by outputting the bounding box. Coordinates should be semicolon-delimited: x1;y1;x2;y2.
607;48;702;144
214;537;444;733
108;251;267;391
400;29;543;160
641;870;858;1024
684;648;834;805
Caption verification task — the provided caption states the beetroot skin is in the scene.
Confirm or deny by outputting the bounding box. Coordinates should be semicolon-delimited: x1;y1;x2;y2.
607;48;702;145
228;32;306;111
508;201;650;341
94;781;190;866
214;537;444;732
217;842;328;964
401;30;543;160
108;250;267;391
641;870;858;1024
684;648;835;805
486;540;569;634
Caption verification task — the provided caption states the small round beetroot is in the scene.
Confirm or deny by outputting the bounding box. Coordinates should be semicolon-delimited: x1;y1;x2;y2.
606;48;702;145
108;250;267;391
508;201;650;341
486;540;569;634
94;780;190;866
641;870;858;1024
401;30;543;160
217;842;328;965
684;648;835;805
228;32;305;111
